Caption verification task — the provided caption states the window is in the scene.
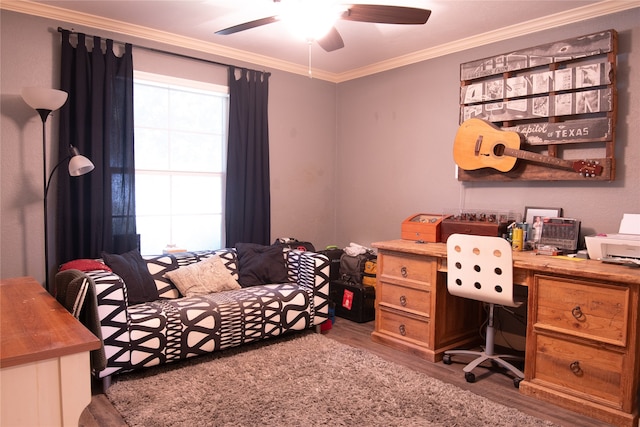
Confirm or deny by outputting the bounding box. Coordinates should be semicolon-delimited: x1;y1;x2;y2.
134;71;229;254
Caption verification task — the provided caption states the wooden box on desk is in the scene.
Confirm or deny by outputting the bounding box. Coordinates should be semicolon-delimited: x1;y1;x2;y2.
440;217;509;242
401;214;450;243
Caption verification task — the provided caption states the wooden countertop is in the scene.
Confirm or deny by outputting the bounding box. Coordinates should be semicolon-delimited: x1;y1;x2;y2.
0;276;100;369
372;239;640;285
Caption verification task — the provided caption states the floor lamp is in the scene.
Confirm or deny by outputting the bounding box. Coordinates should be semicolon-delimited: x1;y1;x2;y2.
22;87;95;292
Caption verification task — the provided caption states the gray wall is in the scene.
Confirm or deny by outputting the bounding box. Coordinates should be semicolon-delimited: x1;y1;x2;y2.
0;10;337;282
2;8;639;285
336;9;640;248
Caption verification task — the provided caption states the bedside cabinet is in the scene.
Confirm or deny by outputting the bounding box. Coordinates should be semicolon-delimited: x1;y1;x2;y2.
0;277;101;427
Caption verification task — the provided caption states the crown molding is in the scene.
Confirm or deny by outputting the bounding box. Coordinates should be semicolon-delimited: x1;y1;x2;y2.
2;0;638;84
0;0;328;79
334;0;640;82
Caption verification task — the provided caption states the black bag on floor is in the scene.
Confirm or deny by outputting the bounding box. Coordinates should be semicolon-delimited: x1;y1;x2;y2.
339;251;376;284
273;238;315;252
330;280;375;323
318;246;344;281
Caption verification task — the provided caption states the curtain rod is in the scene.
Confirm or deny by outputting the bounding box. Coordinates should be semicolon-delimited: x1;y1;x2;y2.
57;27;267;74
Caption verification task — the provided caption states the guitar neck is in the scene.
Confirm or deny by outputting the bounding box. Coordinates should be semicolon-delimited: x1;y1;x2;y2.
503;147;575;171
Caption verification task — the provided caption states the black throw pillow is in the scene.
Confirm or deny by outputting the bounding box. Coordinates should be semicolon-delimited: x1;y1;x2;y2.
236;243;289;287
102;249;159;305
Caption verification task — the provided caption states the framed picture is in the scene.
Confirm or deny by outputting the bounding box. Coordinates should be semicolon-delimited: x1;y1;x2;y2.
524;206;562;242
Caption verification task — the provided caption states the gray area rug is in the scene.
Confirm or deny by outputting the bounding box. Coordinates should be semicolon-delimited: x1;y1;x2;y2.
106;332;556;426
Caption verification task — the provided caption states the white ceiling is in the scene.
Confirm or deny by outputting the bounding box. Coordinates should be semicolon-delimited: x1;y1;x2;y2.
4;0;639;82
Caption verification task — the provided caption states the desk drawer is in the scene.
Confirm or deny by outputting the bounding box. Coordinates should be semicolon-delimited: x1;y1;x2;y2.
534;275;629;346
378;282;431;316
533;334;624;409
380;253;433;284
377;308;430;346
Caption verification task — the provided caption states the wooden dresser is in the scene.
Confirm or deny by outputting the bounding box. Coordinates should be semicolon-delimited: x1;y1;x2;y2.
371;242;481;362
0;276;100;427
371;239;640;427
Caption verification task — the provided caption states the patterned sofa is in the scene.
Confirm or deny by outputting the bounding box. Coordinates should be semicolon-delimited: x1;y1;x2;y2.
58;247;330;388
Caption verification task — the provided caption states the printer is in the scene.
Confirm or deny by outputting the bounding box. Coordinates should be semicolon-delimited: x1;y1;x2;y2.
585;214;640;265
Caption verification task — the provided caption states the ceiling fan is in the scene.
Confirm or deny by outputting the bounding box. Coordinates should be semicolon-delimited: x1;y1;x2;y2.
215;1;432;52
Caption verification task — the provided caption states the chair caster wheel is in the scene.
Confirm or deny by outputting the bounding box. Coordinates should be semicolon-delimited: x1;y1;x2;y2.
513;377;522;388
442;354;452;365
465;372;476;383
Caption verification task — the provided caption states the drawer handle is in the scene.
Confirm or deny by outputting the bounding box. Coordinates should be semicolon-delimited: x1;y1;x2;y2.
571;305;585;321
569;361;583;376
399;324;406;336
400;266;408;278
399;295;407;307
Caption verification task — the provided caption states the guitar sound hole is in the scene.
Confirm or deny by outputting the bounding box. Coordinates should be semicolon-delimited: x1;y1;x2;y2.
493;144;505;156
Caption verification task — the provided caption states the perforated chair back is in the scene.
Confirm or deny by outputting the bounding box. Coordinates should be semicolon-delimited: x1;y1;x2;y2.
446;233;520;308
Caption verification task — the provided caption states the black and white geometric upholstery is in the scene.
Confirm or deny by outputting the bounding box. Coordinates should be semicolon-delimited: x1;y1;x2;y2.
86;248;330;379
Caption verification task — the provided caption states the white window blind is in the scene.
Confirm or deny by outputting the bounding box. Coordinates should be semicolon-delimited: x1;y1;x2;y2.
134;71;229;254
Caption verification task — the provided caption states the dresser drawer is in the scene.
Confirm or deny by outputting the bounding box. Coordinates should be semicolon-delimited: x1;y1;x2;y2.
377;308;430;346
380;253;433;284
534;275;629;346
533;334;625;409
378;282;431;316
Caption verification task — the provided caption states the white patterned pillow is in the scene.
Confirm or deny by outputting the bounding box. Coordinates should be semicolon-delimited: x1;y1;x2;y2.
164;255;240;297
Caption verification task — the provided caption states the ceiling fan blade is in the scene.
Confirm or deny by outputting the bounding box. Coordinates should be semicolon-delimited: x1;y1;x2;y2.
316;26;345;52
215;16;279;35
342;5;431;25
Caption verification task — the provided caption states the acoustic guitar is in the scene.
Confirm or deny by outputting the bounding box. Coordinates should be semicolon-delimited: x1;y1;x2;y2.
453;118;603;177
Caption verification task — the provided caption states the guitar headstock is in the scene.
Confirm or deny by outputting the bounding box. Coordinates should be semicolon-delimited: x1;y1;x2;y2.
572;160;603;177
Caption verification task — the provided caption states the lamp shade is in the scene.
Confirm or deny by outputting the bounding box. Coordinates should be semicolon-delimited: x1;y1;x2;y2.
21;87;68;111
68;146;95;176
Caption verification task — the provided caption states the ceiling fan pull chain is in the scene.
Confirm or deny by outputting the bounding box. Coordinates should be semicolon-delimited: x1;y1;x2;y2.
308;40;313;78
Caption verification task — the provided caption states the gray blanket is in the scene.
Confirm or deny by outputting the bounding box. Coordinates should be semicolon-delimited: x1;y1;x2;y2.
55;269;107;372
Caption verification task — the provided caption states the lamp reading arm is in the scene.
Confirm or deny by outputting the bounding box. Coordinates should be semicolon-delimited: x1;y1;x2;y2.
45;145;95;199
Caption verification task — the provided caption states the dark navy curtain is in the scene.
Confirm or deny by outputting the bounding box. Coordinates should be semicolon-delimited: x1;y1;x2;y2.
57;30;136;272
225;67;271;247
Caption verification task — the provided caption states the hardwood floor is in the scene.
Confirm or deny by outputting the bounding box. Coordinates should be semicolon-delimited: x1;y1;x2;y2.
79;318;613;427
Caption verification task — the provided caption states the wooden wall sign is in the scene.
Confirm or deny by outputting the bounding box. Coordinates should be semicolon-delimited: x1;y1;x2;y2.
457;30;617;181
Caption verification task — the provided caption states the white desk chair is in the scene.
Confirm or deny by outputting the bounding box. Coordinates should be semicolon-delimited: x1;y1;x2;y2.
442;233;525;388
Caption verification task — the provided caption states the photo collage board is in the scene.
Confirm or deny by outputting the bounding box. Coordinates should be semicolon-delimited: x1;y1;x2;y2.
457;30;618;181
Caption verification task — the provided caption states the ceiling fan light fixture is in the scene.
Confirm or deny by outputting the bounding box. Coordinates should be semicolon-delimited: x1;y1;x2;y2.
280;0;345;41
215;1;431;53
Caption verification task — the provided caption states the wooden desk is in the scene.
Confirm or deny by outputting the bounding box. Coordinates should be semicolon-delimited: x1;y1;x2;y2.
0;276;101;427
371;239;640;427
